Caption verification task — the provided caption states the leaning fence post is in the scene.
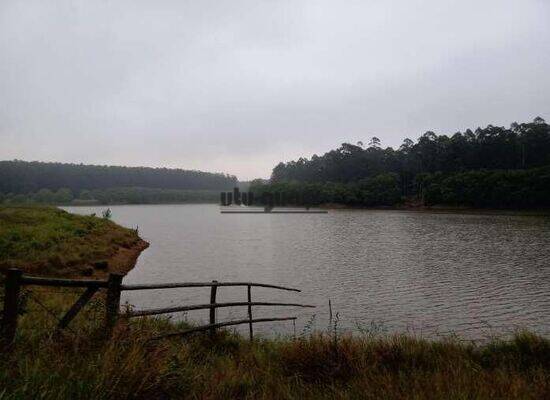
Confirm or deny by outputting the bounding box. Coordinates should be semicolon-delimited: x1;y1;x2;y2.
209;280;218;338
105;273;123;333
1;268;23;351
247;285;253;341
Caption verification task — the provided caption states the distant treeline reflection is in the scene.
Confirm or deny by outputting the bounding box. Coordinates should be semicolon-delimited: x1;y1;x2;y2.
251;118;550;209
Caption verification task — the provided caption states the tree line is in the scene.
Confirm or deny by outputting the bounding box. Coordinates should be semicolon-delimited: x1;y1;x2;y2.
0;161;237;204
251;118;550;208
0;187;220;205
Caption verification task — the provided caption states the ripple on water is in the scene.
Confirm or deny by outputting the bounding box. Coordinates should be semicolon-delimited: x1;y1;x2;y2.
64;205;550;341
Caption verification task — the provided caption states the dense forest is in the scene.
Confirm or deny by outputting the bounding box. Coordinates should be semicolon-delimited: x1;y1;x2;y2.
251;118;550;208
0;161;236;204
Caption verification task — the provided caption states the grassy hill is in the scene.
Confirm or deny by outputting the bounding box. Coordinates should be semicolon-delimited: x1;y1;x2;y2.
0;160;237;205
0;206;148;277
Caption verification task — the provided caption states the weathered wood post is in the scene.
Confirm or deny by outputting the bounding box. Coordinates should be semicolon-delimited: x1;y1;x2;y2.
220;192;227;206
227;192;233;205
241;192;248;206
105;273;123;333
248;192;254;206
247;285;253;341
233;187;241;205
209;280;218;338
58;287;98;330
1;268;22;351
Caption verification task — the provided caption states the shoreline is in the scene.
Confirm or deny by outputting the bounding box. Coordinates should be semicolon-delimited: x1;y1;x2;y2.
318;203;550;216
103;237;149;277
0;206;150;279
66;202;550;216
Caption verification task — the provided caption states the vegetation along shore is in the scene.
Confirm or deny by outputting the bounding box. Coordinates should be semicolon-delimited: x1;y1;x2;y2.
251;118;550;209
1;206;549;399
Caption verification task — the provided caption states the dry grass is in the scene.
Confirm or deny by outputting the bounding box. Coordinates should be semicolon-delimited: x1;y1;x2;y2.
1;288;549;399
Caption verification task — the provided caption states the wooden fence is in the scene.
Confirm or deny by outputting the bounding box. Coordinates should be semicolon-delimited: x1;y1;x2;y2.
0;268;314;350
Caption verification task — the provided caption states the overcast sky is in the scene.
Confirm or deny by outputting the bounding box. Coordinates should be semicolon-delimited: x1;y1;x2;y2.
1;1;549;180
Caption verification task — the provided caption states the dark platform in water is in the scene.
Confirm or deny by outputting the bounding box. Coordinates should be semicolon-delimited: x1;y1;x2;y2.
220;207;327;214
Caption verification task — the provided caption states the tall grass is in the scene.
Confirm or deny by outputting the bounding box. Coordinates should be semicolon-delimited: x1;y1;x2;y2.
1;288;549;399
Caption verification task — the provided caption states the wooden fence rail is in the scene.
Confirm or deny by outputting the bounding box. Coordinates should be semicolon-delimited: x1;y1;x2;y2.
123;279;311;340
127;301;315;317
20;276;109;288
1;268;314;351
121;281;301;292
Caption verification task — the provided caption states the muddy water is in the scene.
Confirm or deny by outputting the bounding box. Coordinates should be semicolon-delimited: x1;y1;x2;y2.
65;204;550;340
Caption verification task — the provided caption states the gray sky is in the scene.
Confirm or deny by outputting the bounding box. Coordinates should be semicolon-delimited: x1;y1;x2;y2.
1;0;549;180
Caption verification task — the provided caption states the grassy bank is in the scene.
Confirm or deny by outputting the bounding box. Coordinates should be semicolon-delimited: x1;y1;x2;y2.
2;289;550;399
0;206;148;277
1;206;550;399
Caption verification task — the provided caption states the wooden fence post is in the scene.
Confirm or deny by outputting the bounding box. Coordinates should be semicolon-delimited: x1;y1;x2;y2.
105;273;123;333
58;287;98;330
209;280;218;338
1;268;23;351
247;285;253;341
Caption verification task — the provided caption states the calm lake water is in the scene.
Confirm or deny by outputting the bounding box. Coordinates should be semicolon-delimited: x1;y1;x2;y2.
64;204;550;340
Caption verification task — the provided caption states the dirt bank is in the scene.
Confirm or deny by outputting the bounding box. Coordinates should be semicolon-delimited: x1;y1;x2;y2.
103;238;149;276
0;206;149;279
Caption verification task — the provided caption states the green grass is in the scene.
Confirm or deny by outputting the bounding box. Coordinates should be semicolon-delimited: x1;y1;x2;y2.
0;206;143;276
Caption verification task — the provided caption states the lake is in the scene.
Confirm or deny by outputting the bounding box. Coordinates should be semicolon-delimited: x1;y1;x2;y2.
64;204;550;340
